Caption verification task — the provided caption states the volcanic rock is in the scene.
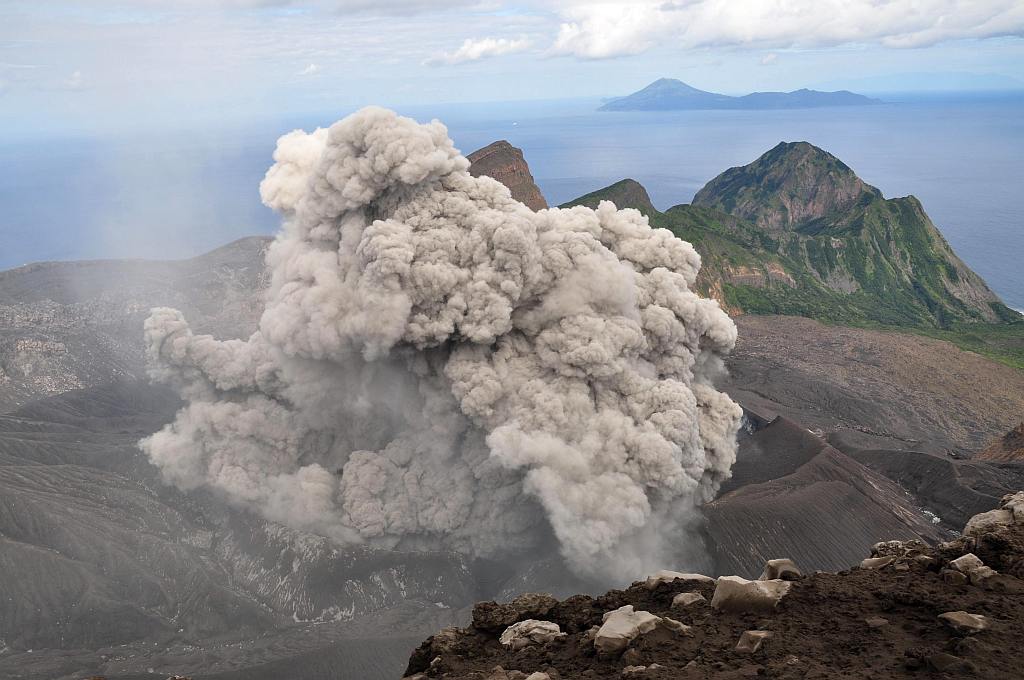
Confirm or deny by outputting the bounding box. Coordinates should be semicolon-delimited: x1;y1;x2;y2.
467;141;548;211
951;553;985;573
671;592;706;608
473;594;560;633
860;556;894;569
499;620;565;650
942;569;969;586
711;576;791;613
593;606;661;654
735;630;773;654
939;611;991;635
759;558;801;581
643;570;715;589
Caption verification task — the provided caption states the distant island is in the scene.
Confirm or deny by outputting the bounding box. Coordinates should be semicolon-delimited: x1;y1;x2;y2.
600;78;881;111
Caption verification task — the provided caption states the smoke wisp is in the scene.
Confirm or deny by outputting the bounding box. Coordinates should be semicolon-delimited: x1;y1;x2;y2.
141;107;742;580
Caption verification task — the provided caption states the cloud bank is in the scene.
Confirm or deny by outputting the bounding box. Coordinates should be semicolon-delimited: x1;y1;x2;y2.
551;0;1024;59
140;106;742;580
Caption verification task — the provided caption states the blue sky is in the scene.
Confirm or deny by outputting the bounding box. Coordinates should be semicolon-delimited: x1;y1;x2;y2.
2;0;1023;137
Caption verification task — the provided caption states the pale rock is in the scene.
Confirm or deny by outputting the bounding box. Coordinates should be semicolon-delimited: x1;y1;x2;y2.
736;630;773;654
859;556;893;569
968;565;998;585
865;617;889;628
950;553;984;573
759;558;801;581
595;605;662;654
711;576;791;613
659;617;693;637
964;509;1014;536
1002;492;1024;522
938;611;991;635
643;570;715;589
499;620;565;651
671;592;706;608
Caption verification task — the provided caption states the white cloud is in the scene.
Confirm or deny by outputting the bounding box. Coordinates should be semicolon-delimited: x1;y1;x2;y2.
425;36;531;66
299;62;321;75
760;52;778;66
550;0;1024;59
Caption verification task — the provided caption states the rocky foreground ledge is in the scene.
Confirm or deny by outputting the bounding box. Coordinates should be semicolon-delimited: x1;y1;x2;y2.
404;493;1024;679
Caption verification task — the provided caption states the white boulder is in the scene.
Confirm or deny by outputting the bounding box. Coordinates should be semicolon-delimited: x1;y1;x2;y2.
711;576;791;613
594;605;662;654
499;620;565;651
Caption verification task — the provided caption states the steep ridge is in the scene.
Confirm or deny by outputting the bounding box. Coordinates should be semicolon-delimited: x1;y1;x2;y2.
467;141;548;211
706;416;947;577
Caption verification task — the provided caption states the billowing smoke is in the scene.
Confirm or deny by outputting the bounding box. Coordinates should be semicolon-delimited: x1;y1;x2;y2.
141;107;742;580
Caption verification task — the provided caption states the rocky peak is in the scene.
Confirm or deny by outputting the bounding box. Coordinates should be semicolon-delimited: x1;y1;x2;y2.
467;140;548;211
692;141;881;232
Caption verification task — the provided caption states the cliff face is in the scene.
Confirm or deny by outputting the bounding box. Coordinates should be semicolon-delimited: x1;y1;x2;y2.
468;141;548;211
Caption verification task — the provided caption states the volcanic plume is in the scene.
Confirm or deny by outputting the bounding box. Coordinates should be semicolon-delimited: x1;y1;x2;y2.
140;107;742;580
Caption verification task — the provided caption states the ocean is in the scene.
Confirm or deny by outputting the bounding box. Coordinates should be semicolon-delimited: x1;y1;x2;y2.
3;94;1023;310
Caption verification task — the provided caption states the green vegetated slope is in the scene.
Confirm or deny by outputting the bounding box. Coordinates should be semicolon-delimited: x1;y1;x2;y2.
562;143;1024;368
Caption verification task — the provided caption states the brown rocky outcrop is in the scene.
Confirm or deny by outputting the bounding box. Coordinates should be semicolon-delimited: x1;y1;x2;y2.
468;141;548;211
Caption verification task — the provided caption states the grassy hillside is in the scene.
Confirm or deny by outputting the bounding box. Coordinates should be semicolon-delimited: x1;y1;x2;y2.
561;145;1024;369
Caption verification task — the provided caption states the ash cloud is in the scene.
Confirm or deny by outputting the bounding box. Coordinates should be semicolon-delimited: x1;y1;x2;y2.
140;106;742;580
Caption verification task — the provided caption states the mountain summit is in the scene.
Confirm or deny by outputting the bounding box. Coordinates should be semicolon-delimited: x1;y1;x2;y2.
600;78;879;111
693;142;880;232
